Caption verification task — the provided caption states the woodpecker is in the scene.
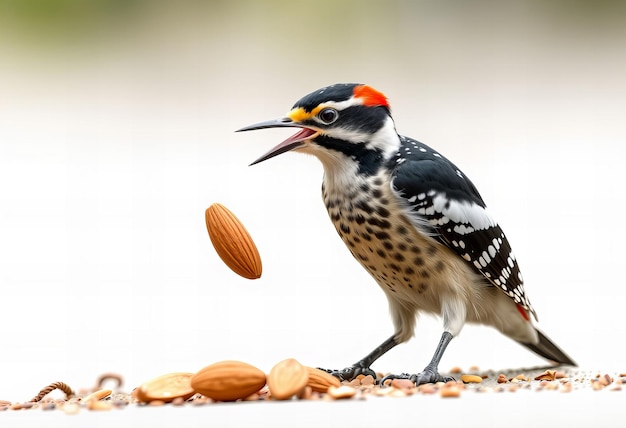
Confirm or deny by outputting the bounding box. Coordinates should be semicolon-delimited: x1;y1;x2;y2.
237;83;575;385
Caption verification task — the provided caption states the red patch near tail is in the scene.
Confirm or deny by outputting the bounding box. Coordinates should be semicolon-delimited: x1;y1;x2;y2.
353;85;389;108
516;303;530;321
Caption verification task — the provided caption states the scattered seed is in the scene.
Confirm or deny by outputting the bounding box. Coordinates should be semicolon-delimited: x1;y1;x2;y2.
347;378;361;388
545;382;559;391
327;385;356;399
391;379;415;390
534;370;557;381
82;389;112;403
461;374;482;384
418;384;437;394
87;400;113;411
361;375;375;386
63;403;81;415
191;396;211;406
112;399;130;408
440;385;461;398
243;392;260;401
374;387;395;397
389;388;408;398
297;386;313;400
10;402;23;410
171;397;185;406
599;374;613;386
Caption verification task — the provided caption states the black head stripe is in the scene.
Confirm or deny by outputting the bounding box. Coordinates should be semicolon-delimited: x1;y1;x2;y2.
338;105;388;134
293;83;361;112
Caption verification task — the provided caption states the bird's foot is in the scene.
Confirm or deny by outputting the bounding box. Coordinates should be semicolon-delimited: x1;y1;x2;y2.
318;364;377;382
380;368;454;387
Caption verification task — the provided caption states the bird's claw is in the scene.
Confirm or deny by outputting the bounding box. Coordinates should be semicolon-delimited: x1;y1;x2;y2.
317;365;377;382
380;369;454;387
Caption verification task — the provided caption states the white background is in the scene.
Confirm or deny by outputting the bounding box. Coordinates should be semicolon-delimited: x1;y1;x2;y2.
1;1;625;405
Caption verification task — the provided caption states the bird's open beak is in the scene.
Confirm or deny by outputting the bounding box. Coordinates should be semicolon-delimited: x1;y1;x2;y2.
236;118;318;166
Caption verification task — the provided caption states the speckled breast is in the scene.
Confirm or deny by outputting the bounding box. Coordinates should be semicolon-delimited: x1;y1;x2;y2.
321;172;449;307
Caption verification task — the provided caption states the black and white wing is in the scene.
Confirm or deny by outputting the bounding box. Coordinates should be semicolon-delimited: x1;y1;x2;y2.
389;136;536;319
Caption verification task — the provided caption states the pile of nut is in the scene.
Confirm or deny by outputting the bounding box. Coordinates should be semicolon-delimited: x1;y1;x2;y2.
2;361;625;413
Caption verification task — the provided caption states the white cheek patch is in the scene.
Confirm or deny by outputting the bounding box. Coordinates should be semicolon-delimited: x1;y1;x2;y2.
366;118;400;159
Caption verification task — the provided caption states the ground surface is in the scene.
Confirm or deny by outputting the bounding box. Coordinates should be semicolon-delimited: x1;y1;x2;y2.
2;366;623;428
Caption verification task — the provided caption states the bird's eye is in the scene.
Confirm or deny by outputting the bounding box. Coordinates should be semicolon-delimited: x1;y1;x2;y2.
318;108;339;124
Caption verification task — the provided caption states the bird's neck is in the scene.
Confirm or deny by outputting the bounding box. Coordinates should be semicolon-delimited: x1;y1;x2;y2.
315;117;400;192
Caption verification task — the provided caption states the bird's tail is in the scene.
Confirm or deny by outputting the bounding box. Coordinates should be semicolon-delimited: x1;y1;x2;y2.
520;328;577;366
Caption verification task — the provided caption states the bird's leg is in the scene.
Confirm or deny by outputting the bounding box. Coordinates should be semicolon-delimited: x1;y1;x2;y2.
381;331;455;386
320;335;399;382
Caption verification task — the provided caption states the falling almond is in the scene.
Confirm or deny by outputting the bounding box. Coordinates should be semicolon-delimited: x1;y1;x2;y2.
205;203;262;279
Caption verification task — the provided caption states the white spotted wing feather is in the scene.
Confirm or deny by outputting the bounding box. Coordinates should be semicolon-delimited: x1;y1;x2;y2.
390;136;537;320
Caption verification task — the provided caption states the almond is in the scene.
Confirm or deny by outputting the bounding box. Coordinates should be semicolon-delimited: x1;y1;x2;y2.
135;372;195;403
267;358;309;400
305;367;341;393
205;203;262;279
191;360;266;402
